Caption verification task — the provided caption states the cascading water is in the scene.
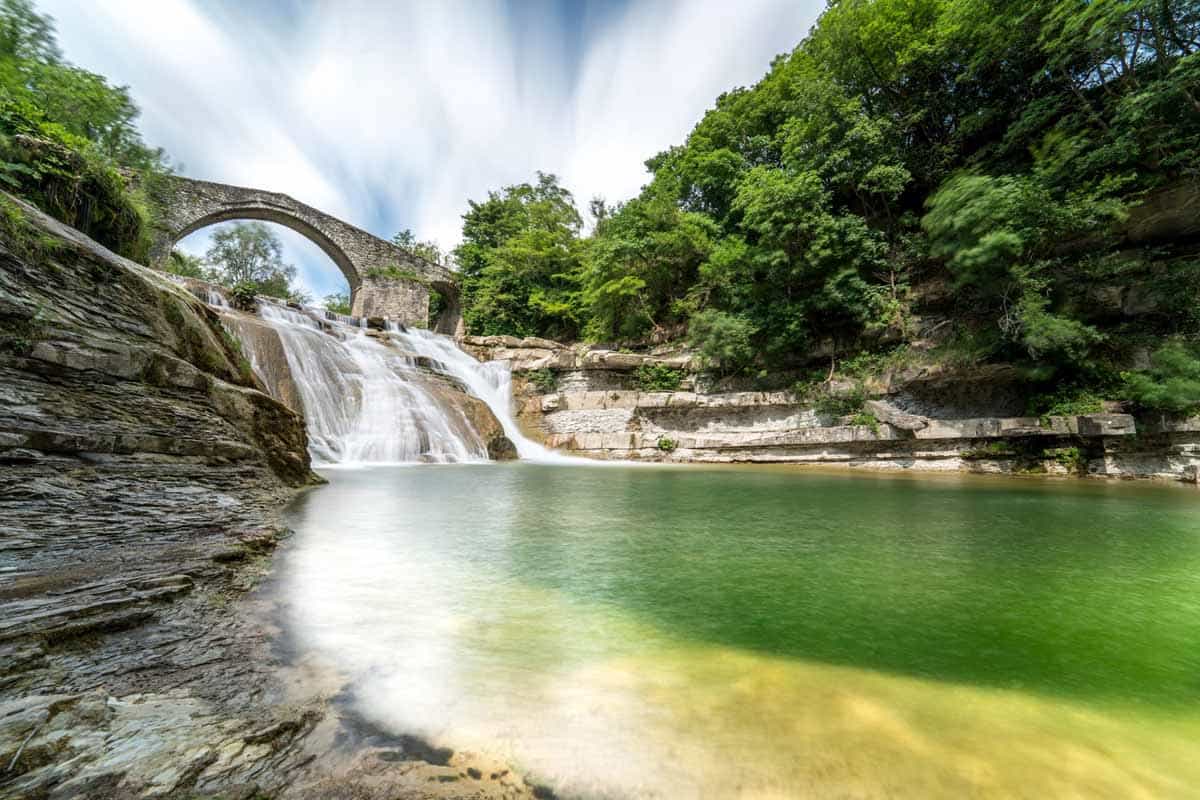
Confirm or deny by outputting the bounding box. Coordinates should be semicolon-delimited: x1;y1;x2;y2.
250;302;490;466
385;324;573;462
208;285;567;466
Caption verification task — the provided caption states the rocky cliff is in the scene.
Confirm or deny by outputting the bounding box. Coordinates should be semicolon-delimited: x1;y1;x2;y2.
0;198;537;799
463;335;1200;482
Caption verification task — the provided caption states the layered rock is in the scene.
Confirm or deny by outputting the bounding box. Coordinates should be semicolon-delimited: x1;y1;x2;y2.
474;337;1200;481
0;196;541;799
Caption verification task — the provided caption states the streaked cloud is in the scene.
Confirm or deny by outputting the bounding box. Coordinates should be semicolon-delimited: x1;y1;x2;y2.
38;0;819;298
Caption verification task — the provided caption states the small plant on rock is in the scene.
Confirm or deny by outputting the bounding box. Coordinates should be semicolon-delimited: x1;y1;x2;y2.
528;368;558;393
634;363;683;392
657;436;677;453
229;281;259;312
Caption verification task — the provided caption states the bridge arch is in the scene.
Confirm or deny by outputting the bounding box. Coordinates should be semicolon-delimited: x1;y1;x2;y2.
144;175;461;332
168;206;362;298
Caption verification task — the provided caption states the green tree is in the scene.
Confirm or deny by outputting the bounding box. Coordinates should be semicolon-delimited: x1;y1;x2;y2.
323;292;352;316
164;248;204;278
204;222;307;303
392;228;443;264
583;188;716;341
0;0;164;169
455;172;585;339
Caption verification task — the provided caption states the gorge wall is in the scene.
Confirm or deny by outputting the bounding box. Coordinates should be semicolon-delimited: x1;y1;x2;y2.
0;192;328;796
462;336;1200;482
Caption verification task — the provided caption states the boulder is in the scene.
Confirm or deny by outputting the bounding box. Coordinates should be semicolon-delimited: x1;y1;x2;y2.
1077;414;1137;437
865;400;928;431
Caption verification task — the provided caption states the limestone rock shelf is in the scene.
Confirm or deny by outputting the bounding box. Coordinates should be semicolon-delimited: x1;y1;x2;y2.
478;339;1200;481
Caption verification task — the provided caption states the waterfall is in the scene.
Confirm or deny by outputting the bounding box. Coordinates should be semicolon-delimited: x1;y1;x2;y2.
196;277;574;466
385;325;573;462
249;303;490;466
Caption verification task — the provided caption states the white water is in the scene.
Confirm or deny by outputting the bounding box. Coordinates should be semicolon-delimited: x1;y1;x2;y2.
386;324;574;462
255;303;489;466
214;289;571;466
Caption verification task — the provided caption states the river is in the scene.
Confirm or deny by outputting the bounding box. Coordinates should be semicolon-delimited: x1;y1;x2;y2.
273;462;1200;799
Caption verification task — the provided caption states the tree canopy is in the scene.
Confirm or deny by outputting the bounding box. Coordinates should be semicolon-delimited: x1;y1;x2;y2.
455;0;1200;412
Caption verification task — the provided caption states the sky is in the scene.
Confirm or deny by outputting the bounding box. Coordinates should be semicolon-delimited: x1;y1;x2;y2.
39;0;821;300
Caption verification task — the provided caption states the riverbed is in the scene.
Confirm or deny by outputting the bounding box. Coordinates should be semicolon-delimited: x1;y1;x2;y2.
275;464;1200;799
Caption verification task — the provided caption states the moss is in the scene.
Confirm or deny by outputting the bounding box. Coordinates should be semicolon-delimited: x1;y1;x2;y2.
963;441;1013;459
0;195;59;264
0;306;45;355
1052;446;1086;474
0;131;150;261
364;263;431;284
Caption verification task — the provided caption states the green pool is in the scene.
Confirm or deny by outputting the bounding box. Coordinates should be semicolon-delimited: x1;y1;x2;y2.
279;464;1200;798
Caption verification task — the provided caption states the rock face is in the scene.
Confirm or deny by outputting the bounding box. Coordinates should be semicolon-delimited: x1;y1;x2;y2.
470;337;1200;481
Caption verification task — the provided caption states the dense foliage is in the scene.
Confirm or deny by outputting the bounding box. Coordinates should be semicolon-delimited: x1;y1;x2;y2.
455;172;586;339
0;0;166;259
457;0;1200;412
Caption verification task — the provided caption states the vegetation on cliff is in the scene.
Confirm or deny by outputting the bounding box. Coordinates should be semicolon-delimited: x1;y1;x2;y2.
0;0;167;261
455;0;1200;415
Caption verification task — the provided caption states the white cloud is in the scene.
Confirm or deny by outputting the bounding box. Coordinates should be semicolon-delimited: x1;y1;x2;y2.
38;0;820;296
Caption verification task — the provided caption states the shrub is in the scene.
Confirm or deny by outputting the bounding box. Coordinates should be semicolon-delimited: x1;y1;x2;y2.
1123;342;1200;415
634;363;683;392
657;436;677;452
848;411;880;434
1054;446;1085;474
528;368;557;393
812;386;867;419
0;102;151;261
229;281;259;312
687;310;755;374
1027;388;1105;425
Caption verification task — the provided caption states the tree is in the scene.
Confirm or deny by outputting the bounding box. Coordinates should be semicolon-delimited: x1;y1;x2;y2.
323;292;351;316
454;172;585;339
0;0;165;170
164;248;204;278
392;228;443;264
204;222;307;303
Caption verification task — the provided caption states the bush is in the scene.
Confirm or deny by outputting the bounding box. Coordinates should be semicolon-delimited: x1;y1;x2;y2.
657;436;677;452
847;411;880;434
1026;388;1105;424
812;386;867;419
634;363;683;391
0;119;150;260
528;368;557;393
687;310;755;374
229;281;259;312
1123;342;1200;415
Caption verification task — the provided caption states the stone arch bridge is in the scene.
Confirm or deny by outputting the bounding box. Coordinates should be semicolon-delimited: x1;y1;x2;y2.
144;175;460;334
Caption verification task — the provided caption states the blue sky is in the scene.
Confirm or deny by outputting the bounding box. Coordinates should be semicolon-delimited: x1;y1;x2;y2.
40;0;820;300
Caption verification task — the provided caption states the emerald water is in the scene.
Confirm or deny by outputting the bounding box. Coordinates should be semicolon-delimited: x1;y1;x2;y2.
278;464;1200;798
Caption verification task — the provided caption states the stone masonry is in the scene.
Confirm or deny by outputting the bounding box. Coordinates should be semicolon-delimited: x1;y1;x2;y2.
143;175;461;332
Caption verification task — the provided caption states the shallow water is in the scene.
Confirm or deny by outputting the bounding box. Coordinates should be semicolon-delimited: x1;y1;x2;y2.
277;464;1200;798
